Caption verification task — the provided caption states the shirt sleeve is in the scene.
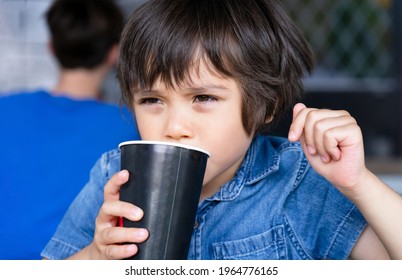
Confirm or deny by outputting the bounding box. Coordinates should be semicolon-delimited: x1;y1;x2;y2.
41;150;120;259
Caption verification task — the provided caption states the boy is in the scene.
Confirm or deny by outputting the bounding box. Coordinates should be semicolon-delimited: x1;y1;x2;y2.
42;0;402;259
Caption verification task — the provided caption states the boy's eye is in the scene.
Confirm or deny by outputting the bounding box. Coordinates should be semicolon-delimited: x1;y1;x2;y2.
138;97;162;104
194;95;217;102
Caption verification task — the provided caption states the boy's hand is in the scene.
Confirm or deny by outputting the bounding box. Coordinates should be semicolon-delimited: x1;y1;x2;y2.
288;103;368;192
88;170;149;259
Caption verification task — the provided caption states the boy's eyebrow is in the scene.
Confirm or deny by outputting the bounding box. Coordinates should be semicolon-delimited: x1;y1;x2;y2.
185;84;231;93
135;89;160;96
136;84;231;95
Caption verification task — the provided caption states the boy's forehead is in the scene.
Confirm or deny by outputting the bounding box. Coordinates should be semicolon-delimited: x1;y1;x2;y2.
147;61;231;91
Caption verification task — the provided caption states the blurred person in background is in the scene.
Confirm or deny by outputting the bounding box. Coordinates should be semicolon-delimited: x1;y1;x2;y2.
0;0;140;259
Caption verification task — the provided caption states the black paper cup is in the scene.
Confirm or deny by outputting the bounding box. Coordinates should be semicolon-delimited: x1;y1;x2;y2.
119;140;210;260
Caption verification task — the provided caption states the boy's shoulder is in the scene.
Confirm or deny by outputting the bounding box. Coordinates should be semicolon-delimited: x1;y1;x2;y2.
245;135;307;183
0;89;47;101
253;134;305;161
266;135;303;152
91;148;122;181
100;147;121;164
247;135;331;193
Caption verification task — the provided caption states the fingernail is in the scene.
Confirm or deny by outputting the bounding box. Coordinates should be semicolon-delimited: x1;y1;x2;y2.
289;131;296;140
321;155;329;163
136;228;148;239
119;169;129;178
126;244;137;254
131;207;142;220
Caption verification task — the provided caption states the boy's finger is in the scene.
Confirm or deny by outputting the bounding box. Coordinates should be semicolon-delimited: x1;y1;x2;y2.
322;127;342;161
323;122;362;159
300;109;350;156
104;170;129;201
288;104;317;145
100;226;149;246
313;115;355;161
104;243;138;260
292;103;307;121
98;200;144;225
288;103;308;141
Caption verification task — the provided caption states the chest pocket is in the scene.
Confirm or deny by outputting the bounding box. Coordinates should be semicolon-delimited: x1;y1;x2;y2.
212;225;287;260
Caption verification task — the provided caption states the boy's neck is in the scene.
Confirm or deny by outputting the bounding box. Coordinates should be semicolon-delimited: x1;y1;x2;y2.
200;155;245;201
51;65;109;100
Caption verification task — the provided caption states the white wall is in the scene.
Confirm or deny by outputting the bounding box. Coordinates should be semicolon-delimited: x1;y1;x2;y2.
0;0;56;94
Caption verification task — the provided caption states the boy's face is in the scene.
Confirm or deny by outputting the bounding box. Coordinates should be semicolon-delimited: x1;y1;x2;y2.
133;61;253;196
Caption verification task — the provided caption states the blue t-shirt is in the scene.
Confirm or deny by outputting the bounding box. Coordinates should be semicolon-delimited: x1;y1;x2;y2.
0;90;140;259
41;135;366;260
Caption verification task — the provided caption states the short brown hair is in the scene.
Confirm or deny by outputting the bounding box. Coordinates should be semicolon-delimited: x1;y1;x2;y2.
118;0;314;136
46;0;123;69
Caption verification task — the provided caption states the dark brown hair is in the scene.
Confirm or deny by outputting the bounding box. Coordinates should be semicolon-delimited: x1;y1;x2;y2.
118;0;314;136
46;0;123;69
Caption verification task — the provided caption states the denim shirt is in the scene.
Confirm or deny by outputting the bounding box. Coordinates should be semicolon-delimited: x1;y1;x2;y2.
41;135;366;260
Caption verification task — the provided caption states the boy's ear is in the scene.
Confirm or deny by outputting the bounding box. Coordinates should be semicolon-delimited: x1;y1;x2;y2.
106;44;120;66
47;41;55;55
265;115;274;124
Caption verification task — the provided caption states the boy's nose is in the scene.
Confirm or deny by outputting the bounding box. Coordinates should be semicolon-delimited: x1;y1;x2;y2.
163;110;194;141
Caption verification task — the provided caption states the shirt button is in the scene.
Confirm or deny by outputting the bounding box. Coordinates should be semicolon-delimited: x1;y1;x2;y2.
193;220;199;229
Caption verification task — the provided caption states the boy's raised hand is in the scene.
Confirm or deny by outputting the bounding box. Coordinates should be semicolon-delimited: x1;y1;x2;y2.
85;170;148;259
288;103;368;191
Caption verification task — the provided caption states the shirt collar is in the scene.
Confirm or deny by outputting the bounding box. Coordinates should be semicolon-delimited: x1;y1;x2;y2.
209;134;281;201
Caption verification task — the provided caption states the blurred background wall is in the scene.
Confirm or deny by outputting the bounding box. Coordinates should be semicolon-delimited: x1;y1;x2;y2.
0;0;401;190
277;0;402;190
0;0;144;103
277;0;401;158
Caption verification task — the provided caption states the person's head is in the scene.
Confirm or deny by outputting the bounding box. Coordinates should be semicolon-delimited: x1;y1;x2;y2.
117;0;314;189
118;0;314;136
45;0;123;70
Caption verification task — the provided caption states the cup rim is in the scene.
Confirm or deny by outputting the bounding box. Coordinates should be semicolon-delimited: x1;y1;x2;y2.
118;140;210;156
